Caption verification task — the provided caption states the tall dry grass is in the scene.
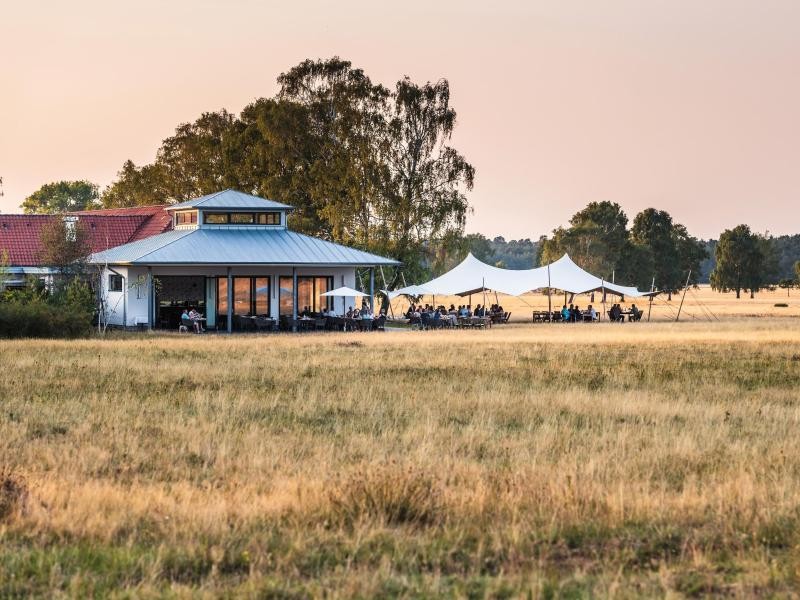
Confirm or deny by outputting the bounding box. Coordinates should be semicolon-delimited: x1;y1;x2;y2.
1;319;800;596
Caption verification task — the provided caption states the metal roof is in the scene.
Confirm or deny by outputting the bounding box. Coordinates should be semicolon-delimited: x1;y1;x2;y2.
89;228;400;266
167;189;294;211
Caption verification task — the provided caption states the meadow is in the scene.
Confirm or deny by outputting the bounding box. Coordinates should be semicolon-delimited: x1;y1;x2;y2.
1;305;800;596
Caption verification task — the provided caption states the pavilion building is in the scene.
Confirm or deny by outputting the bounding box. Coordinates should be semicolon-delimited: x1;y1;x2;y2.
89;190;399;331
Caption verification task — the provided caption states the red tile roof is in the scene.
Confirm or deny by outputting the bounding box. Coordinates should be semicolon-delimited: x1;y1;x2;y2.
0;206;172;266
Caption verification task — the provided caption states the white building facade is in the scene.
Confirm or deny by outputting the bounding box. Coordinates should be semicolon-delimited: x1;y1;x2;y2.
91;190;399;331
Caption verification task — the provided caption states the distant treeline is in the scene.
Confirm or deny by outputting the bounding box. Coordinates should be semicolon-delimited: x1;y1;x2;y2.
456;202;799;298
699;235;800;283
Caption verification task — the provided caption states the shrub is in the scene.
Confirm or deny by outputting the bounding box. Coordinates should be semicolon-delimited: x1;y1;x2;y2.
327;462;443;528
0;467;29;523
0;301;92;338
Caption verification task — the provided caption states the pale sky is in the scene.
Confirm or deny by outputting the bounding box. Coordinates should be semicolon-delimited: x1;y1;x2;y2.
1;1;799;240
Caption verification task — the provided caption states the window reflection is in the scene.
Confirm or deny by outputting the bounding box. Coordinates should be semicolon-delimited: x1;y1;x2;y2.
279;276;334;315
217;278;228;315
233;278;251;316
255;278;269;316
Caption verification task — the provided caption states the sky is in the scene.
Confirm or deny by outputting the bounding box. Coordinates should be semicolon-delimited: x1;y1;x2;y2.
1;0;799;240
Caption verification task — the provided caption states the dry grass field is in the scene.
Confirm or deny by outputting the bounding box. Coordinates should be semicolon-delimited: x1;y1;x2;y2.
2;304;800;597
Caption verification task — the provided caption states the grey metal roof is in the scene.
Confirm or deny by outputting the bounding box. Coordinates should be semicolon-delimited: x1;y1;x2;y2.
89;228;400;266
167;189;294;211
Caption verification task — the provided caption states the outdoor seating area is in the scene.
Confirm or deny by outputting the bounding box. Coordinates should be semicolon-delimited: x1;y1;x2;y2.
401;303;504;330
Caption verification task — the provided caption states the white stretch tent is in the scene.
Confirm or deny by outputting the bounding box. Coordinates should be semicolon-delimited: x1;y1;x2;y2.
321;286;369;315
417;253;656;298
383;284;434;300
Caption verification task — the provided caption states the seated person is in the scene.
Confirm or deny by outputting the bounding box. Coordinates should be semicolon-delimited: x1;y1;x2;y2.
560;304;570;321
360;305;373;319
188;307;204;333
474;304;485;317
610;304;623;322
571;305;581;322
180;309;193;332
629;304;641;321
587;304;597;321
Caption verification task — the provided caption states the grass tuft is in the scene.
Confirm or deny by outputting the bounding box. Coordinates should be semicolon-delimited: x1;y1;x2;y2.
0;467;29;523
327;462;443;528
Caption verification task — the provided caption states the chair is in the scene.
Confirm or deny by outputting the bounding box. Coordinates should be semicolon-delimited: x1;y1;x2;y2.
420;313;432;331
315;318;327;331
359;319;373;332
255;316;274;332
374;315;386;331
503;312;511;323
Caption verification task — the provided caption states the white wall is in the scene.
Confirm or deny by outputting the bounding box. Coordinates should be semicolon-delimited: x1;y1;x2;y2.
101;265;360;328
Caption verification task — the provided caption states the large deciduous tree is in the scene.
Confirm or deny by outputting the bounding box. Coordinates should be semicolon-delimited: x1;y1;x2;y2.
22;181;100;214
101;58;474;279
540;201;629;279
383;77;474;281
630;209;706;298
710;224;768;299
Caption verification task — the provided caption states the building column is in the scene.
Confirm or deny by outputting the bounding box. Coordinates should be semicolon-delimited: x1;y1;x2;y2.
369;267;375;312
226;267;233;333
147;266;154;331
292;267;298;332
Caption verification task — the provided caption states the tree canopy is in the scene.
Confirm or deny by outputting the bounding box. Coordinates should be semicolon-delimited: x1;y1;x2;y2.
710;225;771;298
101;57;474;281
22;181;100;214
538;203;705;295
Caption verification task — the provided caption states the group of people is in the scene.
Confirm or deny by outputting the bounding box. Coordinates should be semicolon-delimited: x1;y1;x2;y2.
609;303;642;322
180;308;205;333
342;302;382;320
404;302;505;327
560;304;598;322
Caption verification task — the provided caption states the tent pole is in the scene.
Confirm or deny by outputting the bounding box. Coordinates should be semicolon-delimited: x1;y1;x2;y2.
647;276;655;322
482;277;486;313
547;265;552;321
601;278;606;321
675;270;692;322
379;266;394;318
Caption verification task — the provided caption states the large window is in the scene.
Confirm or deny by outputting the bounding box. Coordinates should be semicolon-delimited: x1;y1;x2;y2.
217;277;271;320
255;278;270;315
175;210;198;226
279;276;333;316
233;278;251;315
217;278;228;316
230;213;255;224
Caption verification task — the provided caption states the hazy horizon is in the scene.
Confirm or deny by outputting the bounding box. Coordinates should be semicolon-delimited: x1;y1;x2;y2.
2;0;798;240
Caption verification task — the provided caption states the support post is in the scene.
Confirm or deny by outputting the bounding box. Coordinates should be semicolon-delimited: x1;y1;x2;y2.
369;267;375;313
226;267;233;333
647;276;655;322
292;267;298;332
147;266;154;331
601;278;606;321
675;270;692;322
547;265;552;321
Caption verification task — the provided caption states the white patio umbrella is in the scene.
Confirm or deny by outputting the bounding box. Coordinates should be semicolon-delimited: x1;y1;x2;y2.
321;286;369;315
